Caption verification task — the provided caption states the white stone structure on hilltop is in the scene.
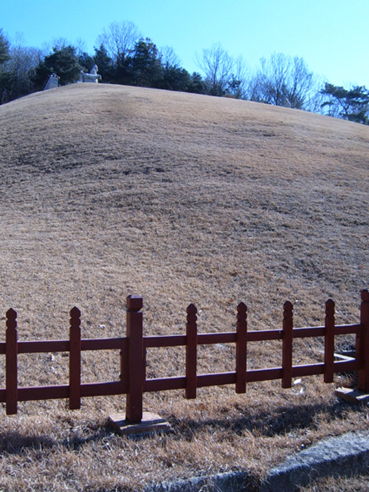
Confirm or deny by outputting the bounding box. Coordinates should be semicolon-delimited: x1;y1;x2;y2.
78;65;102;84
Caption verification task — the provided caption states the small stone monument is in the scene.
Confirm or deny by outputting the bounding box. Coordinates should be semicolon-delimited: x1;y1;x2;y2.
44;73;60;91
78;65;102;83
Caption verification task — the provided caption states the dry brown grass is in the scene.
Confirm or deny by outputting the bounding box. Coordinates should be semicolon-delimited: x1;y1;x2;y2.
301;474;369;492
0;83;368;491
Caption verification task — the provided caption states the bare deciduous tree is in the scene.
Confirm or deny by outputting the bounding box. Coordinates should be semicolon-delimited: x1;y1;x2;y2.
287;56;315;109
159;46;180;69
228;56;250;99
96;21;140;63
1;33;42;103
258;53;291;106
196;43;235;96
249;52;316;110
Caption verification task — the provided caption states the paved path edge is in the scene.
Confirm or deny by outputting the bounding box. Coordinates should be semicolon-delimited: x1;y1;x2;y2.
144;430;369;491
260;429;369;491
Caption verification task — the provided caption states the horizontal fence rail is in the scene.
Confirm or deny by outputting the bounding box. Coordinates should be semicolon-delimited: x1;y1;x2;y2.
1;291;369;423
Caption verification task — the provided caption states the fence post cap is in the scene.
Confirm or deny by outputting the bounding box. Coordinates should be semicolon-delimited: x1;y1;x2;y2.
127;295;143;311
237;302;247;314
326;298;335;308
186;303;197;315
283;301;293;311
6;308;17;320
70;306;81;317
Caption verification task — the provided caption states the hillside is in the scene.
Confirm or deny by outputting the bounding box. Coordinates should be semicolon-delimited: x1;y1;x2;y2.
0;84;368;490
1;84;368;327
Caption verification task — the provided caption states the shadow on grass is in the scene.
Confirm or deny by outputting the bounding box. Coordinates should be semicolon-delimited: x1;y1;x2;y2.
0;398;364;455
167;399;364;442
0;419;112;455
0;431;57;454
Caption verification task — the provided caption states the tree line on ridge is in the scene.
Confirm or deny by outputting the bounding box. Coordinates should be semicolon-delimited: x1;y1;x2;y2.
0;22;368;124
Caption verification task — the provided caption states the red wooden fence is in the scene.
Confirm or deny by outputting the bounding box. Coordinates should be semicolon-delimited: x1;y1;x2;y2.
1;291;369;423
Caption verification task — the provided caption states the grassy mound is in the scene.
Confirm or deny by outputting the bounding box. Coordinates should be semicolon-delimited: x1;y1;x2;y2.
0;84;368;490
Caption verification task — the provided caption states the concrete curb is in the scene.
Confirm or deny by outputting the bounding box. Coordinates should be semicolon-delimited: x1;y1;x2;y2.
144;470;250;492
260;430;369;491
144;430;369;492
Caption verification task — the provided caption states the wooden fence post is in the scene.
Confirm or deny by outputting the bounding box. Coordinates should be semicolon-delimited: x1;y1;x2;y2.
120;334;128;395
358;290;369;392
186;304;197;399
282;301;293;389
236;302;247;394
324;299;335;383
6;308;18;415
69;307;81;410
126;295;144;423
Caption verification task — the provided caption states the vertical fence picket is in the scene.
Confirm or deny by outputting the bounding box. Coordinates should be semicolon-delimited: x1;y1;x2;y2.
358;290;369;392
6;308;18;415
186;304;197;399
282;301;293;388
236;302;247;393
120;336;128;394
324;299;335;383
126;295;144;423
69;307;81;410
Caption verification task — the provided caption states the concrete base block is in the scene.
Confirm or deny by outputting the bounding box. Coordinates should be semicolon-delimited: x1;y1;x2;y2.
109;412;171;436
335;387;369;404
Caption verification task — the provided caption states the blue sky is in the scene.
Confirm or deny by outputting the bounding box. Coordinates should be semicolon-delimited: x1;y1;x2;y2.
1;0;368;87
